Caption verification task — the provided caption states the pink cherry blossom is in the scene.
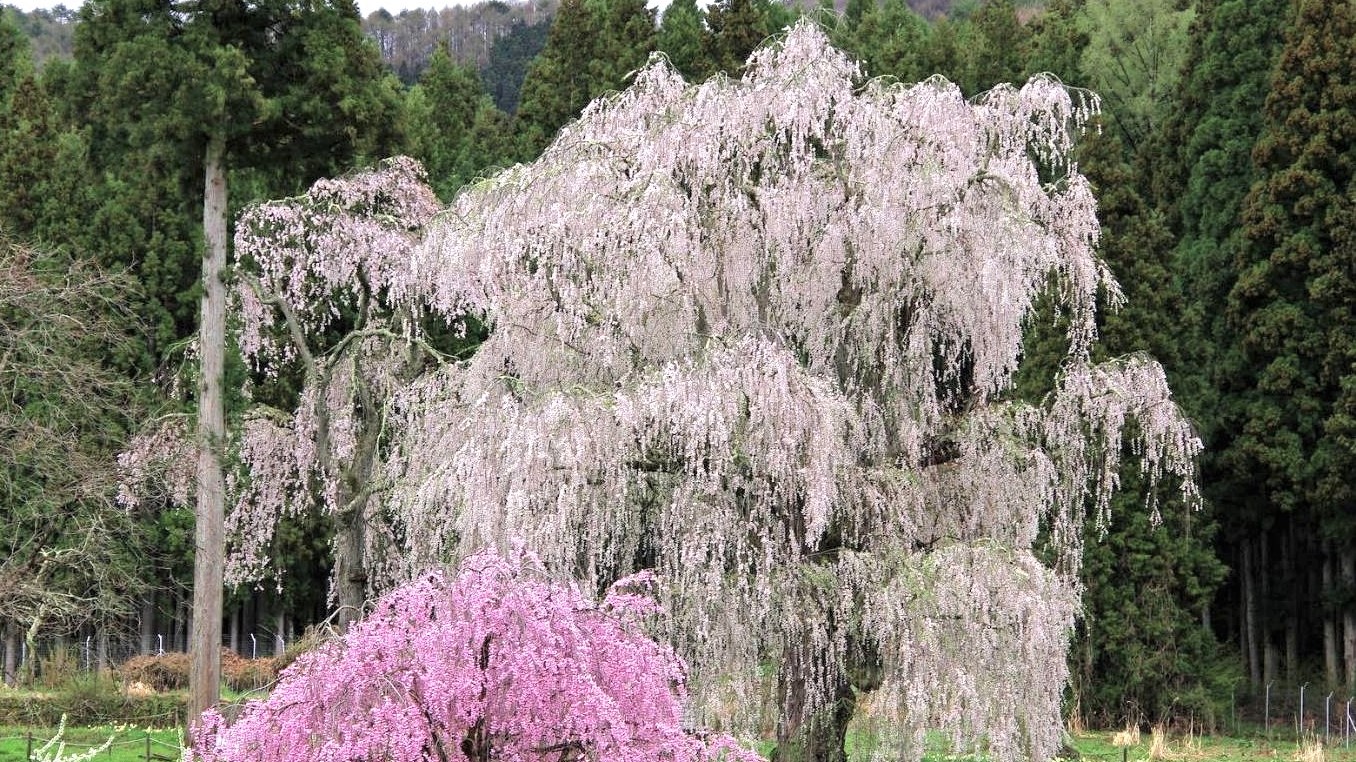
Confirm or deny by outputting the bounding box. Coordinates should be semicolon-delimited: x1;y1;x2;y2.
191;549;761;762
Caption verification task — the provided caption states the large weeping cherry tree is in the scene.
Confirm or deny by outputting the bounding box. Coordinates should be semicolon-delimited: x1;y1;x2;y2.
128;21;1201;762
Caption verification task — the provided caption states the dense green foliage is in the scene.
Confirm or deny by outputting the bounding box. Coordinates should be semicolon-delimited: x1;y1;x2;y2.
514;0;656;156
404;45;514;199
0;235;147;642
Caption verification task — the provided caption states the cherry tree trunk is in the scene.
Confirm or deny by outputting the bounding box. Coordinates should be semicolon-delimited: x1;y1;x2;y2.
773;646;853;762
333;511;366;631
189;132;228;741
332;381;381;631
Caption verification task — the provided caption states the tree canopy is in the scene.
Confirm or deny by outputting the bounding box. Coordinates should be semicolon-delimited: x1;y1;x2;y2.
209;23;1199;760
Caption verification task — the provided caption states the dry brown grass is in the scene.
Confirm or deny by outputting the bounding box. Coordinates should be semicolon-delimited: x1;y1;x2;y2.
1143;724;1205;761
1294;737;1326;762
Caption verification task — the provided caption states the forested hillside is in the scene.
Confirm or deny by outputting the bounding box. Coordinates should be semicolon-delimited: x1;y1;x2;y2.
3;0;1355;734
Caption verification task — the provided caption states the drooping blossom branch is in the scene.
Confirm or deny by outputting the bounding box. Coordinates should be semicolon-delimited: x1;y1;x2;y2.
372;22;1195;760
191;20;1201;762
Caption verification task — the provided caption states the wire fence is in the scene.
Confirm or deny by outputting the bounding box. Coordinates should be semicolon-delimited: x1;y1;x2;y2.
0;728;183;762
1227;681;1356;747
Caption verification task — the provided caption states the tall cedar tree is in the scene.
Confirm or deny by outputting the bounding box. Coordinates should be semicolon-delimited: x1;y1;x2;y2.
1232;0;1356;690
1017;3;1233;725
657;0;709;82
406;45;512;200
480;17;551;114
514;0;656;157
703;0;791;76
1155;0;1289;689
1024;0;1085;84
70;0;401;726
0;18;89;246
1070;128;1229;726
958;0;1027;95
834;0;931;82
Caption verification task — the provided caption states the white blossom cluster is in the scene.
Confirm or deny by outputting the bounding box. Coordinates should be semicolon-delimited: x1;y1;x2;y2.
365;22;1198;760
129;21;1202;762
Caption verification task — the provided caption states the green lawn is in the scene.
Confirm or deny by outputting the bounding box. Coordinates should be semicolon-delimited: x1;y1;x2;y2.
1068;729;1356;762
0;725;181;762
4;723;1356;761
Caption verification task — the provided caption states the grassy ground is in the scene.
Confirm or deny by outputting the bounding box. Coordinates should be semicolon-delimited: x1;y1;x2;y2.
0;725;181;762
4;723;1356;761
1068;728;1356;762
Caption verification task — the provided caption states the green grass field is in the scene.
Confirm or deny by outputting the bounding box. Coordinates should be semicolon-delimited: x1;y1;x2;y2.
1067;729;1356;762
4;722;1356;761
0;725;181;762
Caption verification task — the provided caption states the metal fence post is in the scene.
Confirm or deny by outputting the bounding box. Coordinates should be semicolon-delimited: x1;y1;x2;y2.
1299;682;1308;736
1346;697;1353;749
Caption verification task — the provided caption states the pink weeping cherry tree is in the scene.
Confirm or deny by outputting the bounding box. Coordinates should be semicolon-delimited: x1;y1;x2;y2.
124;20;1201;762
192;548;761;762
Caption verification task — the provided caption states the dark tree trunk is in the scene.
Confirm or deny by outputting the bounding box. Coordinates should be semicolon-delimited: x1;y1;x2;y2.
1342;548;1355;690
139;594;155;656
1243;540;1261;687
1261;530;1278;686
772;645;854;762
2;624;17;686
1283;526;1298;684
1324;548;1339;687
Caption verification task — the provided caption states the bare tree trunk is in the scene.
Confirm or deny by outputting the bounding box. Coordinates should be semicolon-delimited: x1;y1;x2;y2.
229;603;240;656
189;132;228;741
1284;527;1298;684
1324;549;1340;687
1342;548;1356;691
2;624;17;686
1243;541;1261;687
139;594;154;656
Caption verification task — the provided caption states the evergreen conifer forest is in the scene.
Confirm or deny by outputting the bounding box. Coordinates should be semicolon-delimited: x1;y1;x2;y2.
3;0;1356;758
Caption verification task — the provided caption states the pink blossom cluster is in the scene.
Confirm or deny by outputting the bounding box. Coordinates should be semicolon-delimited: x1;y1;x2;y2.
192;550;760;762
